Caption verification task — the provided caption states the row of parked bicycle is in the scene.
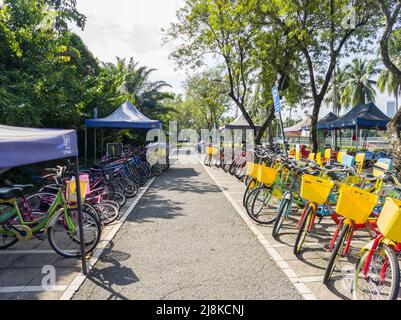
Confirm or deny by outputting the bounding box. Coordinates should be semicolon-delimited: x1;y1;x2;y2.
205;144;401;300
0;145;169;259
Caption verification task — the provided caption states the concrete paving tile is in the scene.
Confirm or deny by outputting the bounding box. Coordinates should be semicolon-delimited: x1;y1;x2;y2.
0;267;41;287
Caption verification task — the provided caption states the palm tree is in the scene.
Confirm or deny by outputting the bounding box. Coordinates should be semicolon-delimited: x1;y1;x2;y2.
117;57;173;118
377;57;401;113
325;67;347;116
340;58;379;108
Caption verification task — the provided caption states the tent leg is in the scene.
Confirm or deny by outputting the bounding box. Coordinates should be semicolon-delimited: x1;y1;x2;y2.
101;129;104;159
94;128;97;162
84;127;88;167
74;157;87;275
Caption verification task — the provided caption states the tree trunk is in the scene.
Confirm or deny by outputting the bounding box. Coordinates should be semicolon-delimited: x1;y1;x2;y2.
310;100;322;153
268;122;274;145
255;106;275;145
388;109;401;172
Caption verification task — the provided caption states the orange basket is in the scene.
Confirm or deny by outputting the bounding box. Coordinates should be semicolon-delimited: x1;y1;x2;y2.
336;184;379;224
300;174;334;204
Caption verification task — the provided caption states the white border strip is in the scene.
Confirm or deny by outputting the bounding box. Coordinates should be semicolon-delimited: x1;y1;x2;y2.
200;160;318;300
59;177;156;300
0;285;68;294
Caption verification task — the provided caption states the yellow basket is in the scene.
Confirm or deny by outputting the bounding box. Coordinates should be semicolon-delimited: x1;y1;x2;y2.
377;198;401;243
257;165;277;186
300;174;334;204
246;162;261;180
336;184;379;224
66;175;89;203
206;147;218;155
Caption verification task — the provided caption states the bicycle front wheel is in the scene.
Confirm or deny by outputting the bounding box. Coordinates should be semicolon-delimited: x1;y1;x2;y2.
323;223;349;285
272;194;292;239
352;244;400;300
294;205;314;255
246;187;276;224
47;208;101;258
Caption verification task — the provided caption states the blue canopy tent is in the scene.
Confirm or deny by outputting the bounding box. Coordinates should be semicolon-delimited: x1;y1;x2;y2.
0;125;87;274
317;112;339;130
318;102;390;130
84;100;162;162
317;102;390;149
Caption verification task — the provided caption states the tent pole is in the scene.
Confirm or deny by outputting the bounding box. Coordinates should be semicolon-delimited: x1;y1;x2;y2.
356;125;359;152
84;127;88;167
101;129;104;159
74;157;87;275
94;128;97;162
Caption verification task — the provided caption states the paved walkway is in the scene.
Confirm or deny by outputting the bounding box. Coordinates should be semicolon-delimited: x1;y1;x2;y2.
74;155;301;300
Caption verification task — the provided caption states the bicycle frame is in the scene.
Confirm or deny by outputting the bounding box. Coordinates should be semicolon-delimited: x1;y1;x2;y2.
0;188;77;238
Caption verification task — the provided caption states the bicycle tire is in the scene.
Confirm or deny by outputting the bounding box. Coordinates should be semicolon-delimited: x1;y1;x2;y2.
243;178;256;207
273;194;291;239
294;206;313;255
47;208;101;258
352;244;400;300
0;203;18;249
323;223;349;285
246;187;276;225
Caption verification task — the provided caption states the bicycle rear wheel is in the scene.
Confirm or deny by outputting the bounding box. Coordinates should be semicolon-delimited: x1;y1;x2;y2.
352;245;400;300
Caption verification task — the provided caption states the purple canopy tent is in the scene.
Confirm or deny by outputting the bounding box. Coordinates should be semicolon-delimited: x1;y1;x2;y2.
0;125;87;274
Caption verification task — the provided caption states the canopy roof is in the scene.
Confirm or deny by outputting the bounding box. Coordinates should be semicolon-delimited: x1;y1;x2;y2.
317;112;339;130
223;114;261;130
284;117;312;137
0;125;78;170
85;100;162;129
319;102;390;130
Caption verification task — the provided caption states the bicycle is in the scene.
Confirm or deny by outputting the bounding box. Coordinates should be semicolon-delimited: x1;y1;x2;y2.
0;167;101;257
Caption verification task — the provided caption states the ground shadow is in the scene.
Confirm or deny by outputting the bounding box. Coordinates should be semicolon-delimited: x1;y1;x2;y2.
86;242;138;300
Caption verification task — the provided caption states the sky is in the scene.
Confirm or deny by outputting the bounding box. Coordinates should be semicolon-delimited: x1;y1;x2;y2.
68;1;396;121
72;0;186;95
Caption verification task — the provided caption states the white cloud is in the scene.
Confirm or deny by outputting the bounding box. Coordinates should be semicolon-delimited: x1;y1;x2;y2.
72;0;185;94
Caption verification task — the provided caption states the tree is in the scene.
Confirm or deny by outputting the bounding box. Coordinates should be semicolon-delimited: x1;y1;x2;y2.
325;67;347;116
377;36;401;112
341;58;379;108
375;0;401;172
164;0;260;135
0;0;98;129
183;68;232;130
264;0;380;152
118;57;174;120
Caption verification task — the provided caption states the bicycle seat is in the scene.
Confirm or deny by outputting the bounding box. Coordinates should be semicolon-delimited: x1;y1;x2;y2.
0;187;23;199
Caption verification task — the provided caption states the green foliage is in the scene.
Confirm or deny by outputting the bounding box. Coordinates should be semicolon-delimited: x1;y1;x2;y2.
340;58;379;108
0;0;173;138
